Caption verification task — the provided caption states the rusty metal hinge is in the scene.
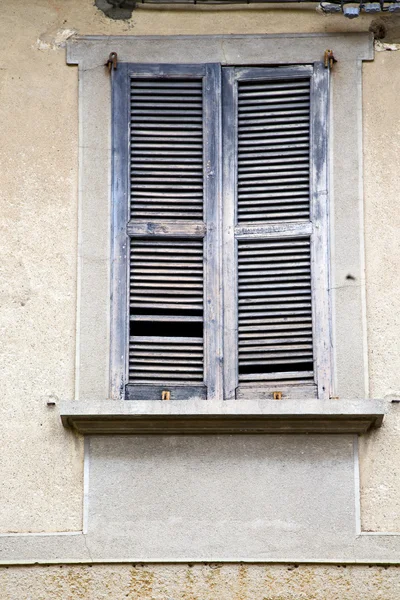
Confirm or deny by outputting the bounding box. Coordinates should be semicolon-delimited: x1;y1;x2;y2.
106;52;118;73
324;49;337;69
273;391;282;400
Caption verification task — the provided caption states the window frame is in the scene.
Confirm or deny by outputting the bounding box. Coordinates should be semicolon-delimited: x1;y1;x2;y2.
65;33;374;409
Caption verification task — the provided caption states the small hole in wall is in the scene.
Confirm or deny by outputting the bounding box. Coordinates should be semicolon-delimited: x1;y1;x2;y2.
346;274;356;281
369;18;388;40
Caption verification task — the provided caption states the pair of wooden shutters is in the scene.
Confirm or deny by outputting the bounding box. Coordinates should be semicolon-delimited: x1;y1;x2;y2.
111;62;330;402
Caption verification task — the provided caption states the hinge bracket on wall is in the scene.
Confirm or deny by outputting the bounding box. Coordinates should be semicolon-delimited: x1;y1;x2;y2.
106;52;118;73
324;49;337;69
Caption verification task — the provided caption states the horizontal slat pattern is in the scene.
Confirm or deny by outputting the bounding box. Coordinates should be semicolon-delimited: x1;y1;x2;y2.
130;78;204;220
237;78;311;224
129;238;204;385
130;239;204;313
237;237;314;385
129;336;204;384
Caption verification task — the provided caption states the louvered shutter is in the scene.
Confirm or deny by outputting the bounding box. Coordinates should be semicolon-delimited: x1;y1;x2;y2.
111;64;221;401
222;64;331;400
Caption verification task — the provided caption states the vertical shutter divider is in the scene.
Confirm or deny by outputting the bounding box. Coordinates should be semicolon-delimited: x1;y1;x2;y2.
222;67;239;400
203;64;223;401
310;62;331;399
110;62;130;401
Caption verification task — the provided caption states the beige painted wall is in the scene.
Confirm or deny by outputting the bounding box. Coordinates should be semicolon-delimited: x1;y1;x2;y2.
1;563;400;599
360;49;400;532
1;0;400;542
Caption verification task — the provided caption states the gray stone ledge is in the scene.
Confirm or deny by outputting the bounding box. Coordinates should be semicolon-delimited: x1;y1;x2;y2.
66;33;374;69
60;399;385;435
2;531;400;565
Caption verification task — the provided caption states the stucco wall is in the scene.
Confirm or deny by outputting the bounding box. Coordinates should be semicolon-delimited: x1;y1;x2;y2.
360;49;400;532
1;563;400;599
1;0;400;571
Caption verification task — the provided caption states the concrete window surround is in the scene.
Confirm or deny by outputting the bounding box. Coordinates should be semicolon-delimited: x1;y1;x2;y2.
60;33;385;434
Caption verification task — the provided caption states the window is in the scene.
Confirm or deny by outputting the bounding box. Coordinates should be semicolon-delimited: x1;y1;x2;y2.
62;34;384;433
111;61;331;402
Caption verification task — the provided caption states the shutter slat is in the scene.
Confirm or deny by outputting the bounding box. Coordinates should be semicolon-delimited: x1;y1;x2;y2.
131;335;203;344
238;80;309;91
130;364;203;372
239;321;312;331
131;314;203;322
131;350;203;357
131;282;203;289
131;81;202;88
131;275;203;283
239;105;309;115
237;193;309;202
133;156;202;164
239;152;309;163
129;335;204;384
240;277;310;285
240;371;314;381
237;211;309;221
240;343;313;353
238;122;309;132
240;334;312;346
238;271;309;280
239;334;312;344
239;168;309;178
240;312;311;321
240;356;313;365
239;135;309;145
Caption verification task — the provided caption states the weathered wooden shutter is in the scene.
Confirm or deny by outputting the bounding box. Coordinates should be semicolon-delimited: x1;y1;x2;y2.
111;64;221;401
223;64;331;400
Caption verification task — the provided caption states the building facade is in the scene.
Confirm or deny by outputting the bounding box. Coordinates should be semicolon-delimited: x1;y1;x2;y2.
1;0;400;597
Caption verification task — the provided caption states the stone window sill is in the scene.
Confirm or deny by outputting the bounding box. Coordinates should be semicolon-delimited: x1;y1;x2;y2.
60;399;385;435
